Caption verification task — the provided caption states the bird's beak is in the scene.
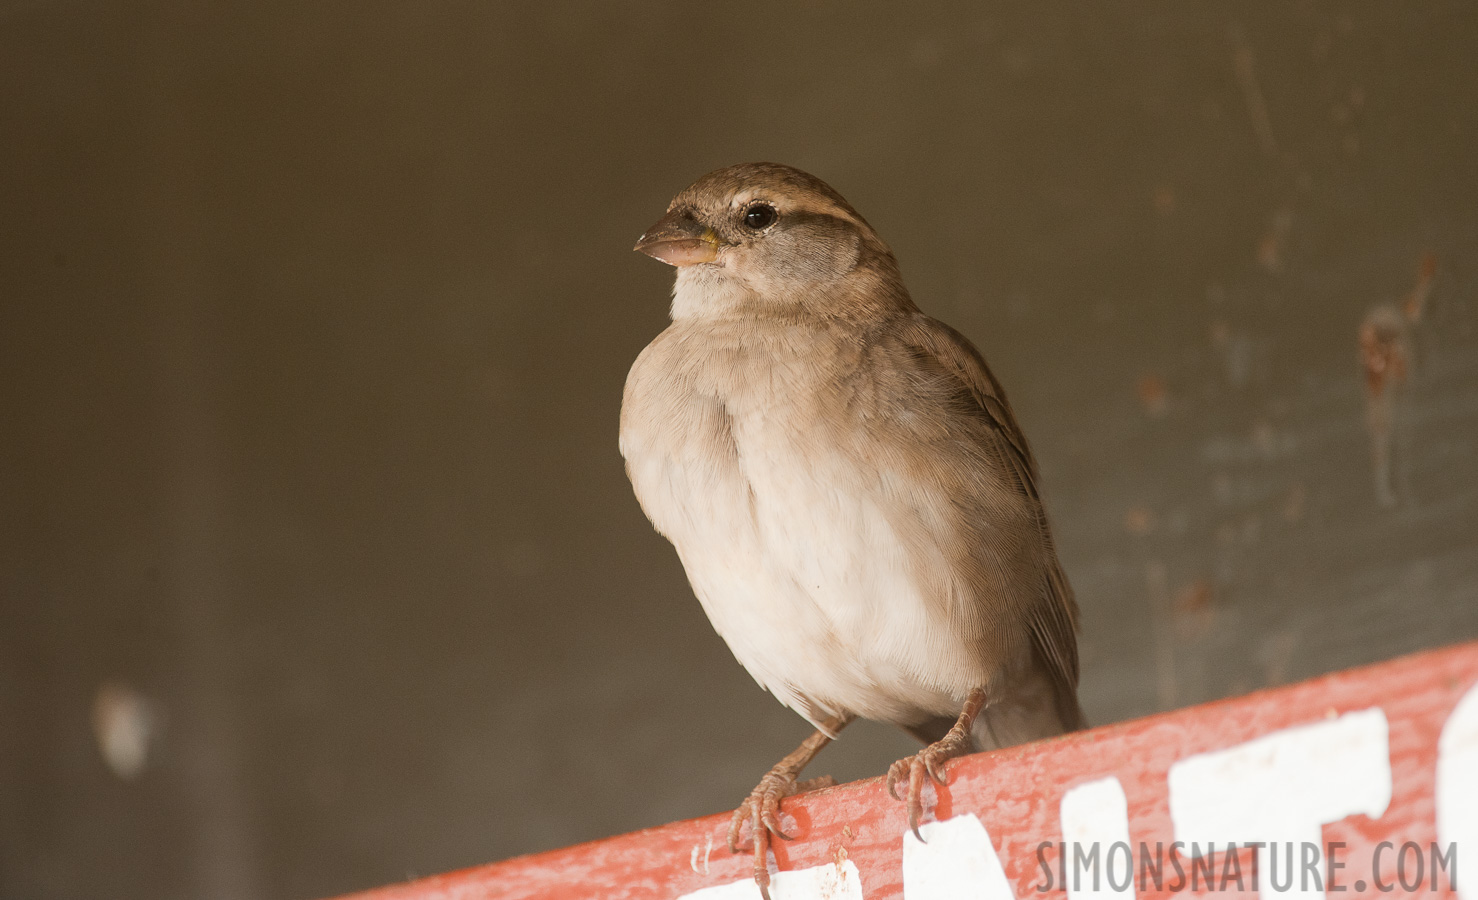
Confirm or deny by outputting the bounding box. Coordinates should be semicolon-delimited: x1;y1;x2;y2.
633;209;720;266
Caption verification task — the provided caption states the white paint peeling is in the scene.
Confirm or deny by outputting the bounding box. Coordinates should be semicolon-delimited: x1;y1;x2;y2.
691;833;713;875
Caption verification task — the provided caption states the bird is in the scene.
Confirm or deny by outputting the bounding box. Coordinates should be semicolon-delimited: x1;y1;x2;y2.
620;163;1085;898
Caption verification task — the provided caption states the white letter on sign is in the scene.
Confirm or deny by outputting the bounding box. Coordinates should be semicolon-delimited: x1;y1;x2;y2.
1168;708;1392;900
1437;682;1478;899
1061;777;1136;898
903;814;1016;900
676;859;863;899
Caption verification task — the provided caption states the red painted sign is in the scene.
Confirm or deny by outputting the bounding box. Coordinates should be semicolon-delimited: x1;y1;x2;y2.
334;641;1477;899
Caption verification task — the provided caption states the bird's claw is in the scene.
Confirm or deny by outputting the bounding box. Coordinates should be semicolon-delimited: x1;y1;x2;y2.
727;772;836;900
887;733;970;841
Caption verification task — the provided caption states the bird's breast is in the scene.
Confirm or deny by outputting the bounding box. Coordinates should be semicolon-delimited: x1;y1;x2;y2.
620;321;993;724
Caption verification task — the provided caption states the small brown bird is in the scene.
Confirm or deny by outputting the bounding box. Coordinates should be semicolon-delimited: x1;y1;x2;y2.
620;163;1085;897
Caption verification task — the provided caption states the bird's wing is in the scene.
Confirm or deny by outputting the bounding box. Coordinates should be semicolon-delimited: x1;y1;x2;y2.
895;315;1085;728
896;317;1039;498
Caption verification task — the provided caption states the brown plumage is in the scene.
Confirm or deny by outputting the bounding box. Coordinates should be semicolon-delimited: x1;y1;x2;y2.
620;163;1085;898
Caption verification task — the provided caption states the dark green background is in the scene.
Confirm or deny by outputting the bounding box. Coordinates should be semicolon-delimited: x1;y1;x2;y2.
3;2;1476;898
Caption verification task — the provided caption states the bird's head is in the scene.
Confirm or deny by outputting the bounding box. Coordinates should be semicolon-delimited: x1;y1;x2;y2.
634;163;909;321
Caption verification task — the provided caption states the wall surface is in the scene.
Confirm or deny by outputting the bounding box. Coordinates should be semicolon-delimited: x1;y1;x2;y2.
2;2;1475;899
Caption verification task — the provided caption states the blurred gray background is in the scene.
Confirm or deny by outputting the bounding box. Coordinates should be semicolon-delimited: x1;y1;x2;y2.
3;2;1476;898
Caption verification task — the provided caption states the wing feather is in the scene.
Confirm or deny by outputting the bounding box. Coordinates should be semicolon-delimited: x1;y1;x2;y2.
895;315;1085;730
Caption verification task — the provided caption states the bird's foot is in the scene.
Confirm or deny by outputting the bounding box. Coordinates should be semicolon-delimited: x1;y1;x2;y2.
728;770;837;900
886;726;973;841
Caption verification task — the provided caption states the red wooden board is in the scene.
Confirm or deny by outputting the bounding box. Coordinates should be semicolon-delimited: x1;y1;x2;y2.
335;641;1478;899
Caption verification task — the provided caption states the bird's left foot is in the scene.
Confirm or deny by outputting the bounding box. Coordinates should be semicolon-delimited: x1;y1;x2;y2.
887;688;988;840
728;770;837;900
886;729;971;840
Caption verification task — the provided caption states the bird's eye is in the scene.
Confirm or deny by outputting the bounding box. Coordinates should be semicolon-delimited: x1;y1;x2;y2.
742;203;778;230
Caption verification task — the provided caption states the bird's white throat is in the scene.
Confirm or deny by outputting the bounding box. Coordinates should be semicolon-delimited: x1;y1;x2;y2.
669;265;758;322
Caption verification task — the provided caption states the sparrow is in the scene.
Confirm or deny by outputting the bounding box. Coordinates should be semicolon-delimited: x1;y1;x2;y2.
620;163;1085;898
